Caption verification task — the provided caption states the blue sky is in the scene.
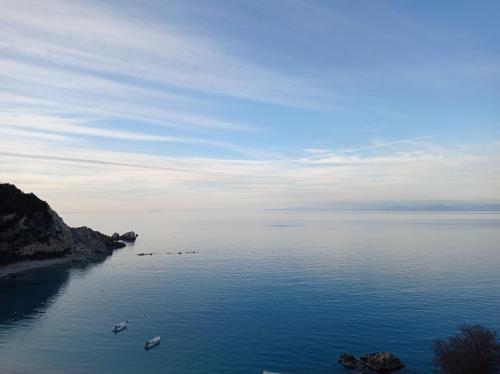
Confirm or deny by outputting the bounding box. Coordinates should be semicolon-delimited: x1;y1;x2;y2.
0;0;499;212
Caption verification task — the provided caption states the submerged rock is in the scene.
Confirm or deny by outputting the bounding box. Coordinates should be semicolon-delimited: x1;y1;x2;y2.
119;231;137;242
338;353;358;369
0;183;127;266
359;352;405;372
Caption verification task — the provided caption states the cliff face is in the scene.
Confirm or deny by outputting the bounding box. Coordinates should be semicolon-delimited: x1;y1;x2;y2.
0;183;125;266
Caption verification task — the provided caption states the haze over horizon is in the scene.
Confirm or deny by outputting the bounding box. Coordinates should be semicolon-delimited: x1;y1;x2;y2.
1;0;499;212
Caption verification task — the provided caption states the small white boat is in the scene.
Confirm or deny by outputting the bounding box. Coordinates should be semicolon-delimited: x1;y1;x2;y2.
144;336;161;350
112;321;128;333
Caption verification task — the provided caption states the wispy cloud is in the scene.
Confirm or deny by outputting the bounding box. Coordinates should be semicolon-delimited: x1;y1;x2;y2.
301;135;438;164
0;151;190;173
0;0;330;107
0;58;255;132
0;0;334;171
0;113;272;158
2;132;499;211
0;127;79;142
1;0;499;211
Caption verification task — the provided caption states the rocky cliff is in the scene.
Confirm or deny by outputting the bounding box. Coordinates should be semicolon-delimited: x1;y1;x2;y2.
0;183;126;266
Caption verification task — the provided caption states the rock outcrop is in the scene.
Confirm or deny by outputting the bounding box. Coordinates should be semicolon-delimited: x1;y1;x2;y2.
338;351;405;372
71;226;125;257
359;352;405;372
0;183;127;266
338;353;358;369
119;231;138;242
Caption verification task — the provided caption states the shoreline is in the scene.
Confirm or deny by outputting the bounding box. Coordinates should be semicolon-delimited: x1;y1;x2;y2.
0;185;133;281
0;256;85;279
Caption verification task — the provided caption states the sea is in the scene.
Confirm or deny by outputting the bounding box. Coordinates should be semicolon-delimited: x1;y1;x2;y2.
1;211;499;373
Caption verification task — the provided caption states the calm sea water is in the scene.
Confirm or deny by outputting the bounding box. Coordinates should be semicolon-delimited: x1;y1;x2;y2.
1;211;499;373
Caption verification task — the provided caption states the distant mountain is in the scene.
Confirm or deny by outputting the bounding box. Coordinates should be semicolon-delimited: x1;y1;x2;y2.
0;183;128;266
271;202;500;212
382;204;500;212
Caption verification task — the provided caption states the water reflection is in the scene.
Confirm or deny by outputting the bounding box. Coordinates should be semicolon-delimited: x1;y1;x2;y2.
0;258;110;325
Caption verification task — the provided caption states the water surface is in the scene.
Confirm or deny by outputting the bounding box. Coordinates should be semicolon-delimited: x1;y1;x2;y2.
1;212;499;373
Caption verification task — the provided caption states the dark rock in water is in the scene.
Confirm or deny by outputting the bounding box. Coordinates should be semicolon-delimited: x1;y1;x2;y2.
137;253;153;256
359;352;405;372
338;353;358;369
111;232;120;241
119;231;137;242
0;183;127;266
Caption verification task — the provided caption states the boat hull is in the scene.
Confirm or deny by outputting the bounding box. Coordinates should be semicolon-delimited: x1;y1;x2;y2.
144;337;161;350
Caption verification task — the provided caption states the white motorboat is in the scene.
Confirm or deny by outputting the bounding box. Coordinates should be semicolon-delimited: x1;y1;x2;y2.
144;336;161;350
112;321;128;333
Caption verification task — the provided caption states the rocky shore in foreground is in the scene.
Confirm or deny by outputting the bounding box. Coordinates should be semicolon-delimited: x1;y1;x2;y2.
0;183;136;277
338;352;405;372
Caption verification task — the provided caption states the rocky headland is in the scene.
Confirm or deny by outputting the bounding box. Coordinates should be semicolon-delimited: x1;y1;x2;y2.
0;183;135;277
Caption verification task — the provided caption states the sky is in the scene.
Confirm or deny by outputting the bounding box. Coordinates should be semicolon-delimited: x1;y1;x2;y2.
0;0;499;212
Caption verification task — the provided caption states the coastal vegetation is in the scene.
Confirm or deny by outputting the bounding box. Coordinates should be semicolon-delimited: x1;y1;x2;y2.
433;325;500;374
